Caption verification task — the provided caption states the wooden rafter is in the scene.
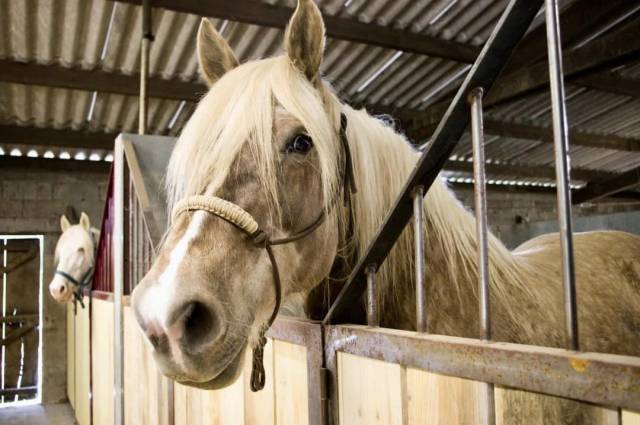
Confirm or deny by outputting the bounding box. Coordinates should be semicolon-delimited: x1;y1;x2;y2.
0;124;118;150
573;165;640;204
114;0;479;63
0;155;111;173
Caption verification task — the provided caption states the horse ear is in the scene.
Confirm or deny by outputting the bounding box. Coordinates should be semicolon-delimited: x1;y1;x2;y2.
60;215;71;232
197;18;239;86
79;212;90;231
284;0;326;81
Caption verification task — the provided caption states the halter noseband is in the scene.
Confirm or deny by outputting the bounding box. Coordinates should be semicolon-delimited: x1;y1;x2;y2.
55;266;94;308
170;112;356;392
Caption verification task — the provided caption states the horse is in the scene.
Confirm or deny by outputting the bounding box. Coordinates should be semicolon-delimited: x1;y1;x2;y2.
131;0;640;422
50;212;98;304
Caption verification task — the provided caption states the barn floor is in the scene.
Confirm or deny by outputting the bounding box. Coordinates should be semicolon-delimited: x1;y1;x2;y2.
0;403;77;425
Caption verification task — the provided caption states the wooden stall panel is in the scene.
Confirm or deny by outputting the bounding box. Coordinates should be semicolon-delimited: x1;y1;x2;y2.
74;296;91;425
273;340;308;425
244;339;275;425
338;352;404;425
92;298;114;425
406;367;488;425
174;376;245;425
124;306;172;425
67;302;76;409
623;411;640;425
495;387;619;425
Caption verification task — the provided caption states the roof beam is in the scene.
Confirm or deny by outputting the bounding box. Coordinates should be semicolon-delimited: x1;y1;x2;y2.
0;156;111;173
114;0;479;63
503;0;640;73
572;72;640;98
445;159;613;183
415;23;640;127
573;165;640;203
485;23;640;106
0;125;118;150
0;60;204;102
412;118;640;152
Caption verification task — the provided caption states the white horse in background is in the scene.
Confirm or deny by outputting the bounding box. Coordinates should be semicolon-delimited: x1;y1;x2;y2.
50;212;99;303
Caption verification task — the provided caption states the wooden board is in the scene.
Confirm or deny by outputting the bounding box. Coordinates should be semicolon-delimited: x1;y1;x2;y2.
172;339;310;425
495;387;619;425
406;367;488;425
123;305;172;425
338;352;404;425
623;411;640;425
67;302;76;409
243;339;275;425
92;298;114;425
74;296;91;425
174;376;245;425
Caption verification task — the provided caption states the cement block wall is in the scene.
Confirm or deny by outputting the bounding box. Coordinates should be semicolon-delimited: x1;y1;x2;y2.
0;168;108;404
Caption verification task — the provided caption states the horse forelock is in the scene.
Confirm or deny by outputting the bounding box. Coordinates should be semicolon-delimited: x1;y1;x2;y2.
165;56;343;230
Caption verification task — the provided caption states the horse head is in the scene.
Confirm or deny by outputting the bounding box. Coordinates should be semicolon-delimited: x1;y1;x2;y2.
132;0;352;389
50;212;96;303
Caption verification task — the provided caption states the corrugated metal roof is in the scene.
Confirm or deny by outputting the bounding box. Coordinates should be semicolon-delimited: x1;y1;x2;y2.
0;0;638;186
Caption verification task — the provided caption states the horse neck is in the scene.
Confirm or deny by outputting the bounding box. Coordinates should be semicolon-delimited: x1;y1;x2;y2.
345;108;523;332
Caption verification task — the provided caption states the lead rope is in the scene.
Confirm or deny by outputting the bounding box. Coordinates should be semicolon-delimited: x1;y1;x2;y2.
250;233;282;392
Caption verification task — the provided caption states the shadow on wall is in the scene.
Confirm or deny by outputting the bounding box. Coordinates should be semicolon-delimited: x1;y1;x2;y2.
496;210;640;250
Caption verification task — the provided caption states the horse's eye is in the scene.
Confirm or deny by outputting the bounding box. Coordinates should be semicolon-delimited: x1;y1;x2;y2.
285;134;313;154
77;247;85;254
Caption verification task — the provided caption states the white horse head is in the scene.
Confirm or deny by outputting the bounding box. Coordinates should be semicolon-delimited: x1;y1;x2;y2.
50;212;96;303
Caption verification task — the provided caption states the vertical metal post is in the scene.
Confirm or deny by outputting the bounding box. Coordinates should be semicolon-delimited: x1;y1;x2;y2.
139;0;153;135
545;0;579;351
113;137;125;425
469;87;491;342
412;186;427;333
469;87;495;425
365;264;379;327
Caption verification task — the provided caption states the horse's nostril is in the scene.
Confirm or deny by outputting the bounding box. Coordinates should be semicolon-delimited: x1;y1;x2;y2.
59;285;67;295
183;301;217;349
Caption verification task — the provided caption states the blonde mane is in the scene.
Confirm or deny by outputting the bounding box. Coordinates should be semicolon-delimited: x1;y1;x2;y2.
165;54;533;326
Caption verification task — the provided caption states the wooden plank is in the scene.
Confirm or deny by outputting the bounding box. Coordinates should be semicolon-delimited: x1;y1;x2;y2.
67;303;76;409
114;0;479;63
274;340;308;425
495;387;619;425
337;352;403;425
244;339;275;425
75;296;91;425
406;368;488;425
124;306;171;425
623;411;640;425
92;299;114;425
174;374;245;425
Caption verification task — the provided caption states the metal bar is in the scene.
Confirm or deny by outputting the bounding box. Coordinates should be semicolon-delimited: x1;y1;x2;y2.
324;0;545;325
469;87;492;342
365;265;379;327
326;324;640;411
469;87;496;425
113;136;125;425
412;186;427;333
545;0;579;351
138;0;153;135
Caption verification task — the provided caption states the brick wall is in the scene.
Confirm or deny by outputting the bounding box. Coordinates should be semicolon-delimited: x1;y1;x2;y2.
0;168;108;403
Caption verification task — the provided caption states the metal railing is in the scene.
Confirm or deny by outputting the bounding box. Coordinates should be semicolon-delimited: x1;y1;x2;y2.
323;0;611;421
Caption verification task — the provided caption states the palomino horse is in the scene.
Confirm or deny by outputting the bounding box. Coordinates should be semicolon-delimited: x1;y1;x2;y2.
50;213;98;304
132;0;640;422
